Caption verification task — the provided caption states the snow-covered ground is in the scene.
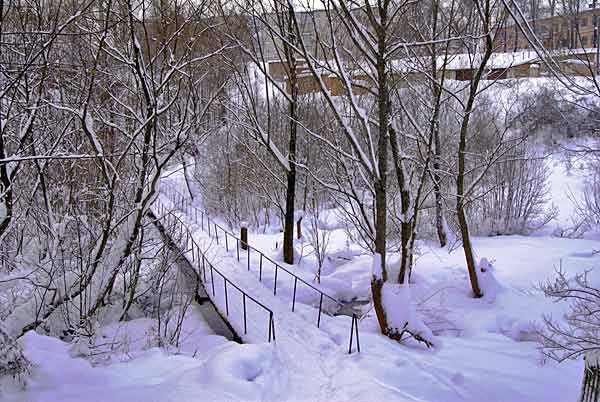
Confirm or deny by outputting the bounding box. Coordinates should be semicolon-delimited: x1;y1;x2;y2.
4;158;600;402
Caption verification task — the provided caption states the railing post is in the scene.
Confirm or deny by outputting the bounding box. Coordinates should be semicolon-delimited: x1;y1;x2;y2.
202;257;206;282
355;315;361;353
271;314;276;341
225;232;229;252
243;294;247;335
259;254;263;282
208;219;211;237
236;239;240;261
191;239;195;263
240;225;248;250
210;264;215;296
349;315;355;354
201;212;204;230
268;312;273;343
274;265;278;296
317;294;324;328
292;277;298;312
224;278;229;316
247;246;250;271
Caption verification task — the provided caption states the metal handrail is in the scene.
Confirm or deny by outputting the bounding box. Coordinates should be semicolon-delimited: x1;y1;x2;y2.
152;200;276;343
160;184;360;354
167;188;343;308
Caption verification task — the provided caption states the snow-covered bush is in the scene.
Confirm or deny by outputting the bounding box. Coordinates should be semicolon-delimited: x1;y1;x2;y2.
0;323;30;384
539;267;600;401
305;194;332;283
198;125;275;229
471;144;557;236
372;255;435;348
571;160;600;237
382;283;435;348
539;267;600;362
446;95;558;236
517;84;600;145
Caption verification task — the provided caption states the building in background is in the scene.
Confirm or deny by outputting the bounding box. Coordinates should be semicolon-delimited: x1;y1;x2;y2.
494;6;600;52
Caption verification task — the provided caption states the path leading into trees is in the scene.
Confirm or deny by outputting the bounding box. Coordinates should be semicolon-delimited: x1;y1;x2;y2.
150;172;415;402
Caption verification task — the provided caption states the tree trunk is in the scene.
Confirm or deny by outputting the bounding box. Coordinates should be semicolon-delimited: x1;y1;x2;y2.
456;100;482;298
457;102;483;298
282;9;297;265
371;4;391;334
457;202;483;297
388;126;413;284
433;130;447;248
182;157;194;200
373;171;388;334
429;0;447;249
0;133;13;240
120;226;145;321
455;14;494;299
371;277;388;335
580;354;600;402
373;169;388;334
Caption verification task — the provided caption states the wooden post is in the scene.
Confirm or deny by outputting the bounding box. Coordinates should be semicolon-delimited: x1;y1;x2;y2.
296;217;302;239
241;225;248;250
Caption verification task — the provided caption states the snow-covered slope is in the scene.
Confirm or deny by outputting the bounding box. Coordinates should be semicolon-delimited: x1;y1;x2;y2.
5;159;600;402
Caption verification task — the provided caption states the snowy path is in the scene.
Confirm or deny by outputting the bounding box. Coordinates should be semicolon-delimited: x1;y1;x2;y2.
153;172;587;402
155;192;414;402
6;170;589;402
148;189;592;402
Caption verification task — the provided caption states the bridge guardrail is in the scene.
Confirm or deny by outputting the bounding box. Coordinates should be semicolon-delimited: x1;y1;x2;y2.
152;200;276;343
160;185;361;354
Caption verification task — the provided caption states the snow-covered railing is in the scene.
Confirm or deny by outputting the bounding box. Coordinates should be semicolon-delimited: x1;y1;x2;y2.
164;189;361;354
151;201;276;343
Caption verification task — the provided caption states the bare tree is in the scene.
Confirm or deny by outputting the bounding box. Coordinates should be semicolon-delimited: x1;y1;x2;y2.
223;1;303;264
275;0;442;345
540;267;600;402
1;0;225;340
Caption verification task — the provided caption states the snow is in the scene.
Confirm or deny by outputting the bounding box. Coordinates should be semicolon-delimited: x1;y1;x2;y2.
477;257;502;303
5;157;600;402
149;169;594;401
3;330;270;402
382;282;435;346
545;155;588;233
389;48;599;73
371;253;382;280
